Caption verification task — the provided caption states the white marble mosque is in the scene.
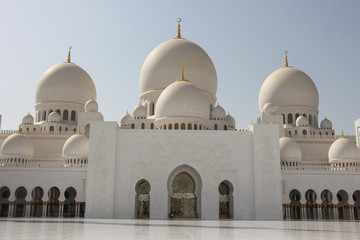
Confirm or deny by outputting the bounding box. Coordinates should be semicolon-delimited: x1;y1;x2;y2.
1;20;360;221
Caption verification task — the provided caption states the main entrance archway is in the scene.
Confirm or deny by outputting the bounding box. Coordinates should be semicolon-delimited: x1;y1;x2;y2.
170;172;197;218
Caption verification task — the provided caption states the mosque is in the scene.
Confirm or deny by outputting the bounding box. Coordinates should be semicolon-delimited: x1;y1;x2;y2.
0;20;360;220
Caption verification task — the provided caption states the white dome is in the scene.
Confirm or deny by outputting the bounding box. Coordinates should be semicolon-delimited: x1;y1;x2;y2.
262;102;276;115
85;99;98;112
0;133;34;157
296;116;309;127
140;38;217;98
259;67;319;112
211;104;226;120
36;62;96;105
155;80;210;120
225;113;236;128
48;112;60;123
62;134;89;158
328;137;360;163
321;117;332;129
120;112;133;126
280;136;302;162
22;113;34;125
132;104;147;118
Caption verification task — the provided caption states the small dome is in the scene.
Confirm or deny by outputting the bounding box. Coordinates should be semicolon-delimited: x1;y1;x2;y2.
62;134;89;158
132;104;147;118
280;136;302;162
155;80;210;120
140;38;217;98
211;104;226;120
328;137;360;163
262;102;276;115
321;117;332;129
296;116;309;127
225;113;236;128
0;133;34;157
120;112;133;126
22;113;34;125
36;62;96;105
259;67;319;112
85;99;98;112
48;112;60;123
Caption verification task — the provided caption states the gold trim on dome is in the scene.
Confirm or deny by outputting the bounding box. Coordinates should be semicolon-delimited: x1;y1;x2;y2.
67;46;72;63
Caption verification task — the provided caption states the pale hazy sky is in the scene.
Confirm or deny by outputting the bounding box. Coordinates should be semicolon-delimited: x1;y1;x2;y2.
0;1;359;134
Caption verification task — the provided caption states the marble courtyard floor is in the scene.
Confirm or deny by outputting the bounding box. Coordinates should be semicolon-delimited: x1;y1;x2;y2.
1;218;360;240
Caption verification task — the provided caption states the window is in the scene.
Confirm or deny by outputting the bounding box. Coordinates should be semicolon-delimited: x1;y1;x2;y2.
63;110;69;120
71;111;76;121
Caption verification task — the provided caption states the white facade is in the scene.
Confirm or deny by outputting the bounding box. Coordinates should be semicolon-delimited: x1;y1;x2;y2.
0;23;359;220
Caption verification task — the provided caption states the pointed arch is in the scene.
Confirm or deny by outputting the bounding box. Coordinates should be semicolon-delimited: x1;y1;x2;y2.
135;179;151;218
0;187;10;217
219;180;234;219
30;186;44;217
167;165;202;219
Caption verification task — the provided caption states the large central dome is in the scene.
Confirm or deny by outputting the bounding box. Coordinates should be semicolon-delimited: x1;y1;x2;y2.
36;62;96;105
139;38;217;97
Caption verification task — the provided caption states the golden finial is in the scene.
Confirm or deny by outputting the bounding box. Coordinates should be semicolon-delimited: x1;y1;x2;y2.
18;126;22;134
284;50;288;67
283;128;287;137
177;18;181;39
67;46;72;63
176;67;189;82
341;129;344;138
78;127;81;134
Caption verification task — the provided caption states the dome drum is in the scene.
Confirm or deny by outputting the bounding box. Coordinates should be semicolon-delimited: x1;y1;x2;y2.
154;117;209;130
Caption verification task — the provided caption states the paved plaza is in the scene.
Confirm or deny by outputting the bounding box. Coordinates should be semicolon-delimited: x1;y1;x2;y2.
1;218;360;240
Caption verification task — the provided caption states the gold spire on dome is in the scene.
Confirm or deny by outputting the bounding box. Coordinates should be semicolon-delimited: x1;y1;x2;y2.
78;127;81;134
341;129;344;138
283;128;287;137
177;18;182;39
284;50;288;67
176;67;189;82
18;126;22;134
67;46;72;63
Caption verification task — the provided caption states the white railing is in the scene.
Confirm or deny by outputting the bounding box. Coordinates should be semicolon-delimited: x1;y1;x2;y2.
281;164;360;172
0;161;87;169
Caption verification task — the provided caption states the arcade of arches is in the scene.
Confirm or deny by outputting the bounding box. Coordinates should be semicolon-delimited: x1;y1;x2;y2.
284;189;360;220
0;186;84;218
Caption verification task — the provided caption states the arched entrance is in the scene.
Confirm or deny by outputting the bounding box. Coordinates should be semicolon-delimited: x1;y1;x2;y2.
47;187;60;217
337;190;350;220
219;181;233;219
0;187;10;217
321;189;334;220
353;190;360;220
63;187;76;217
170;172;197;218
14;187;27;217
136;180;150;218
30;186;44;217
289;189;301;219
305;189;317;219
